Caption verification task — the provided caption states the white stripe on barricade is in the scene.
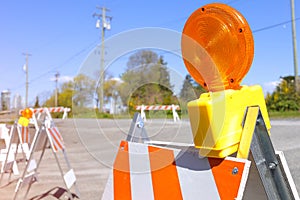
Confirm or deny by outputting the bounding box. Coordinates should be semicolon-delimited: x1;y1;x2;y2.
128;142;154;200
102;140;250;200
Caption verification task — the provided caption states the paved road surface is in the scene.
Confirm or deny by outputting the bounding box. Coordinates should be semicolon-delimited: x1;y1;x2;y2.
0;118;299;199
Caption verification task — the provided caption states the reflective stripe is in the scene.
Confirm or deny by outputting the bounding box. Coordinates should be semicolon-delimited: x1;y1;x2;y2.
208;157;247;200
148;146;183;200
103;141;250;200
113;141;131;200
21;126;30;143
128;142;154;200
48;127;64;152
175;151;220;199
136;105;180;110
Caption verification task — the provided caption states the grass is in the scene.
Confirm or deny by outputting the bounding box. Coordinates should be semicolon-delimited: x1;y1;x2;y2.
268;111;300;119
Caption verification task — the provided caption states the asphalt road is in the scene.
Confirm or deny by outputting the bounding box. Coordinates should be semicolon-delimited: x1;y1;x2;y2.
0;118;299;199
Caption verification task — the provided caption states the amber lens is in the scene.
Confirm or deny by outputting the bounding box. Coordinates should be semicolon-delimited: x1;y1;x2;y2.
22;108;33;119
181;3;254;91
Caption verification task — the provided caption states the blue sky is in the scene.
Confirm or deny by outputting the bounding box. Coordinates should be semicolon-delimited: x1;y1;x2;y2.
0;0;299;106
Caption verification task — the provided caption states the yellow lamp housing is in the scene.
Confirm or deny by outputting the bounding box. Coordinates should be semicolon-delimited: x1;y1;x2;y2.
188;85;271;158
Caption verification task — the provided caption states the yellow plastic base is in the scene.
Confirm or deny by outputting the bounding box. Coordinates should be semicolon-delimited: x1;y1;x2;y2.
188;85;271;158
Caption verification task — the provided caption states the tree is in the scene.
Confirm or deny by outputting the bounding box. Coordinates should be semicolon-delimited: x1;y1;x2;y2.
179;74;206;102
34;96;40;108
265;76;300;111
119;50;177;113
58;80;74;108
43;74;96;108
73;74;96;107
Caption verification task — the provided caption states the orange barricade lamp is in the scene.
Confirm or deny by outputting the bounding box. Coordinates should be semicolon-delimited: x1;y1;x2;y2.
182;3;271;158
18;108;33;127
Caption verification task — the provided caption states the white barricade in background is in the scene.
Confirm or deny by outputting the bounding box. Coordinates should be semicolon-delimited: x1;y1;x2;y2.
136;104;180;122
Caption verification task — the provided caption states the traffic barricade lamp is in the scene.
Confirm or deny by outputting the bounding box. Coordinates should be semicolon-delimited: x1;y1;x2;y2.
181;3;271;158
18;108;33;127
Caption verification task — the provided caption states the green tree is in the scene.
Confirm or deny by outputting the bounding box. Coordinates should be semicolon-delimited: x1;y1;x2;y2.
73;74;96;107
119;50;177;113
265;76;300;111
43;74;96;108
179;74;206;102
34;96;40;108
58;80;74;108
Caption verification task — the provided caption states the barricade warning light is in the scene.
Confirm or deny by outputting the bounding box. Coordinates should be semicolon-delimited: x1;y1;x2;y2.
182;3;254;91
18;108;33;127
181;3;271;158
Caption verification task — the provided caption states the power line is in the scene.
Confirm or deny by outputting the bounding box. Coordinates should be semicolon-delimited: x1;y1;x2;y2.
10;40;98;92
253;17;300;33
29;40;98;84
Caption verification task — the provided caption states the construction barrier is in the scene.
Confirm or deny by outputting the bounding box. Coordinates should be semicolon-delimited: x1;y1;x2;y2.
11;107;79;200
0;107;79;199
19;106;71;121
101;110;300;199
0;122;33;185
136;104;180;122
0;124;19;176
102;140;250;200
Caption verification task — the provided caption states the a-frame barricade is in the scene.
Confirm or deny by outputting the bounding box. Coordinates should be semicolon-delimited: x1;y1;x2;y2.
0;121;32;186
13;109;80;200
102;108;299;200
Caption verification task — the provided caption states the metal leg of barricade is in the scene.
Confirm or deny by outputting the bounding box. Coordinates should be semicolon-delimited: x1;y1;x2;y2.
52;150;74;200
249;108;296;200
13;127;45;200
22;131;48;200
62;149;80;198
237;106;298;200
0;124;15;186
0;122;28;187
126;112;149;143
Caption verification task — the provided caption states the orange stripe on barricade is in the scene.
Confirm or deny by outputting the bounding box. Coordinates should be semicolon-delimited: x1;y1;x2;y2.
21;126;30;143
113;141;131;200
48;127;64;152
208;157;246;200
148;146;183;200
52;127;64;142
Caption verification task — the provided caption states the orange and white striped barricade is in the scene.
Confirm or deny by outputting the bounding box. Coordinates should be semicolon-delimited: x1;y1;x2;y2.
13;117;80;200
135;104;180;122
102;140;250;200
19;107;71;127
113;109;300;199
0;121;33;186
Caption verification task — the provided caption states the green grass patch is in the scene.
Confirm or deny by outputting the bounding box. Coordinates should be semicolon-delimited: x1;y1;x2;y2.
268;111;300;119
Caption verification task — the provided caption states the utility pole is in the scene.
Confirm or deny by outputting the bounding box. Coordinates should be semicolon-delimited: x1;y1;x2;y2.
54;72;60;107
23;52;31;107
291;0;299;92
93;6;112;113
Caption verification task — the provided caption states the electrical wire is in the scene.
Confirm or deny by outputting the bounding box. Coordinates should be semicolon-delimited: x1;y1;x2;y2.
253;17;300;33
